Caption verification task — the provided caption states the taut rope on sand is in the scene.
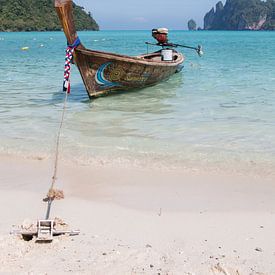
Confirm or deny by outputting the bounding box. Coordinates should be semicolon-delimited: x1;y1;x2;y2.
44;91;68;220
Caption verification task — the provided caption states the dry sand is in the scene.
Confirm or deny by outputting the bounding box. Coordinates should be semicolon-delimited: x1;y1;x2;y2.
1;155;275;274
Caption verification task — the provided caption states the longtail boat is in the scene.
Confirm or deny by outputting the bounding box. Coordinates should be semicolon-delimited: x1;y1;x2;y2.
55;0;202;98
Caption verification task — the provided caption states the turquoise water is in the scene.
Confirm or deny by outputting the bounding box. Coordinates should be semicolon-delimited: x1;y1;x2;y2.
0;31;275;172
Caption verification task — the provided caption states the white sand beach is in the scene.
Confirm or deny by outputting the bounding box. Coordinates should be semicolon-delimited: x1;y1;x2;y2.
2;0;275;273
1;155;275;274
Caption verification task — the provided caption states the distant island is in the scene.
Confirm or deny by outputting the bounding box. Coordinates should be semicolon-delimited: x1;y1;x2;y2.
0;0;99;32
204;0;275;30
188;19;197;31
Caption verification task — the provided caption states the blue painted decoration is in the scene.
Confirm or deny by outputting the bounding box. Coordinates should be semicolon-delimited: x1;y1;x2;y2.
95;62;121;88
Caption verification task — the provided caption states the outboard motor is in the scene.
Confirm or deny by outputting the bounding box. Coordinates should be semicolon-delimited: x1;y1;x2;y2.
152;28;169;45
147;28;203;61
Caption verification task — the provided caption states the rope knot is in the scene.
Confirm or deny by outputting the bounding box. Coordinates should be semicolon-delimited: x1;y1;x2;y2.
44;188;64;202
67;37;81;49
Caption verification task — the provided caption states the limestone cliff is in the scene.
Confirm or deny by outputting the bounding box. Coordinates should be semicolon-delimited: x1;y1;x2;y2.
204;0;275;30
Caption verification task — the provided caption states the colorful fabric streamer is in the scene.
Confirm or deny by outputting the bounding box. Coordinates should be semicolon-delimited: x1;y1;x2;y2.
63;37;81;93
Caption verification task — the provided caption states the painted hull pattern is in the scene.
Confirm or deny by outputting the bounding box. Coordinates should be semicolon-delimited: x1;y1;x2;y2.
75;49;184;98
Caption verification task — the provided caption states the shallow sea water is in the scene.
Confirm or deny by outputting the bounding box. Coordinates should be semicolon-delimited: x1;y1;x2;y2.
0;31;275;172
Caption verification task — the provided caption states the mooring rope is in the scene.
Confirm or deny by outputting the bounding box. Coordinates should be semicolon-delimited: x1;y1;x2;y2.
45;91;68;220
50;91;69;191
44;37;81;220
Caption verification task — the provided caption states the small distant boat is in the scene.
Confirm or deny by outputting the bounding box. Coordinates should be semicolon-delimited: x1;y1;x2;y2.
55;0;201;98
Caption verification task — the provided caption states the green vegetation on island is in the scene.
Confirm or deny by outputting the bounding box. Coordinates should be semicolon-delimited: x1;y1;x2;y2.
0;0;99;32
204;0;275;30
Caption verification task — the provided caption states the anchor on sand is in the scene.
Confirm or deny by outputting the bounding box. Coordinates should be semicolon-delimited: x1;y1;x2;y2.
11;90;80;242
12;218;80;242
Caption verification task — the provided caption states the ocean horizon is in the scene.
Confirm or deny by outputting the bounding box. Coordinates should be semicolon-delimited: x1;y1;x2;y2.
1;30;275;174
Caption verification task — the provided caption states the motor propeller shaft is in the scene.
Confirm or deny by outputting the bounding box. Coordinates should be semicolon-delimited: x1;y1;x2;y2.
145;42;203;57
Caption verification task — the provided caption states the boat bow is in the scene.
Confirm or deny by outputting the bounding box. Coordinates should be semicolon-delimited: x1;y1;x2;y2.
55;0;83;48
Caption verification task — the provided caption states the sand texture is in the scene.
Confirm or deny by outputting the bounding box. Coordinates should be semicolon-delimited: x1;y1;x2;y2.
1;155;275;274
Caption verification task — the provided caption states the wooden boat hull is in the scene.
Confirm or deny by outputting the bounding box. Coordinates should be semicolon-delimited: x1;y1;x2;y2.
75;49;184;98
55;0;184;98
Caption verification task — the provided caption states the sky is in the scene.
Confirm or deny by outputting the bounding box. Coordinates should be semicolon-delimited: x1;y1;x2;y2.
74;0;225;30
